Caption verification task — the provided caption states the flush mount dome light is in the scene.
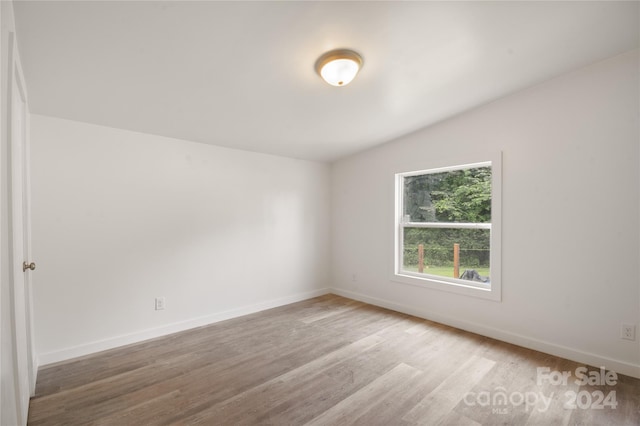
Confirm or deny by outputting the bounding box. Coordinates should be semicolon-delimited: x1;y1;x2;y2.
315;49;363;87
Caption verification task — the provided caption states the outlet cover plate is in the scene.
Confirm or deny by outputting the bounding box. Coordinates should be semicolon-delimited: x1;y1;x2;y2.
621;324;636;341
155;297;166;311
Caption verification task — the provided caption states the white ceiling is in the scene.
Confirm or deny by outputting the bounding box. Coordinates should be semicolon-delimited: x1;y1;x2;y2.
13;1;640;162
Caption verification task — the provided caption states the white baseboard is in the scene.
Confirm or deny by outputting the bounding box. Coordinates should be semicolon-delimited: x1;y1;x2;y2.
38;286;640;380
330;287;640;379
38;288;331;367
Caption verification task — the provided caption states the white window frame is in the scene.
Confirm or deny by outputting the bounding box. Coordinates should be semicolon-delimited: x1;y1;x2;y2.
393;152;502;301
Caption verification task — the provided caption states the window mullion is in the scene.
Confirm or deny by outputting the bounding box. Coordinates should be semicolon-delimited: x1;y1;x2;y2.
402;222;491;230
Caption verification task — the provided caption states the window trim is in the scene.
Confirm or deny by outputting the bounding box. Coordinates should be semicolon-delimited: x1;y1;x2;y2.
392;153;502;301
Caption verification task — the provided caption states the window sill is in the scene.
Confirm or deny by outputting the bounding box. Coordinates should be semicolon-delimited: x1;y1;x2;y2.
391;271;501;301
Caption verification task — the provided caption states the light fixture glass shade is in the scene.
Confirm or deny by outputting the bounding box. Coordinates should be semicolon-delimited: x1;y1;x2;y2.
315;49;363;87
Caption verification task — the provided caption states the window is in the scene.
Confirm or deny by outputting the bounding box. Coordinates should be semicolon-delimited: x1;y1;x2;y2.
394;154;501;301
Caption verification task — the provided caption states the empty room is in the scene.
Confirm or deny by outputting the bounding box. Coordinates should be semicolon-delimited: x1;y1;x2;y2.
1;1;639;425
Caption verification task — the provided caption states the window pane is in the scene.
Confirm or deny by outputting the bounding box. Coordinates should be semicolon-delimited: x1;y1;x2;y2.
402;227;490;282
403;166;491;223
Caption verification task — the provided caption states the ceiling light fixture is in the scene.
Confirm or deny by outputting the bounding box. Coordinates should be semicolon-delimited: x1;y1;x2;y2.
315;49;363;87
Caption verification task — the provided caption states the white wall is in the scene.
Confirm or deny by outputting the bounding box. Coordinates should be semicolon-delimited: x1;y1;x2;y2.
31;115;330;363
331;50;640;378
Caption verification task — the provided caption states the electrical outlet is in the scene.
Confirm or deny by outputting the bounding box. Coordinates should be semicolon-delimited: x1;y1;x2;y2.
155;297;166;311
621;324;636;341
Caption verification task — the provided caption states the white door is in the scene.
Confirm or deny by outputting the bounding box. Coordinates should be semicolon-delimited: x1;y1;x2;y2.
8;32;36;425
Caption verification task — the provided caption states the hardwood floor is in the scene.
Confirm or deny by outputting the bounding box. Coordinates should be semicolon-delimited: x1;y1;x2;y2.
28;295;640;425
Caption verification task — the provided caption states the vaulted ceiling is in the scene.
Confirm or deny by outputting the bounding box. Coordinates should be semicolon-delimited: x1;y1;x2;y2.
13;1;640;161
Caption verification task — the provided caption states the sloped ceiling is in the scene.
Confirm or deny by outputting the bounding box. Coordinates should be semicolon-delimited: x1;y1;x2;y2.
13;1;640;161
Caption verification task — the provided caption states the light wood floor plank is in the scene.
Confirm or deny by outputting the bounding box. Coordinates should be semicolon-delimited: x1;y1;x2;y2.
304;363;423;426
403;356;496;425
173;334;385;424
439;412;482;426
299;299;363;324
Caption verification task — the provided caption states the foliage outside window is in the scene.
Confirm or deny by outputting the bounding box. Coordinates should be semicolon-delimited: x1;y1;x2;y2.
394;158;501;300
